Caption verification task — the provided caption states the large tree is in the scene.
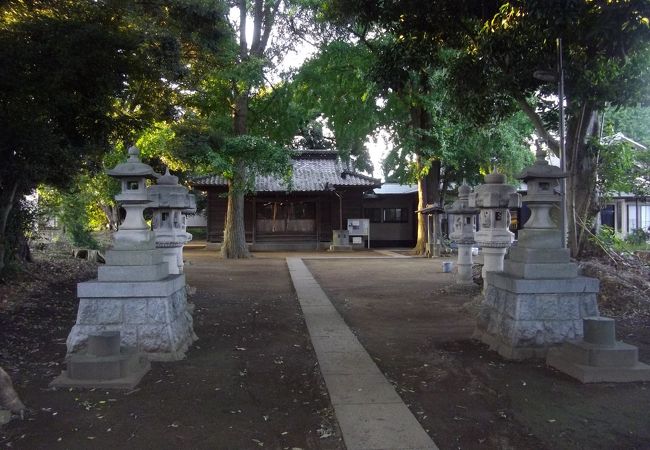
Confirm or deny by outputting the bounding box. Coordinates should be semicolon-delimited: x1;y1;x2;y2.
186;0;325;258
452;1;650;255
336;0;650;255
302;4;534;253
0;0;228;274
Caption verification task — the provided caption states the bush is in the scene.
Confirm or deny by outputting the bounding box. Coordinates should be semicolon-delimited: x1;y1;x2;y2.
625;228;650;246
593;225;650;254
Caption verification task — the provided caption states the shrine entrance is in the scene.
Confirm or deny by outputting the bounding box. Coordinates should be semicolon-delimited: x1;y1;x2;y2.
255;200;316;239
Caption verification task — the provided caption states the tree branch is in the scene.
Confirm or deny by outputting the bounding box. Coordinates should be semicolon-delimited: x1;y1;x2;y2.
256;0;281;57
514;94;560;155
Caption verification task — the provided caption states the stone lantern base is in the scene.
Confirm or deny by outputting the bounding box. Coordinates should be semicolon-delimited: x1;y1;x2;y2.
65;248;196;361
474;230;599;360
475;273;599;359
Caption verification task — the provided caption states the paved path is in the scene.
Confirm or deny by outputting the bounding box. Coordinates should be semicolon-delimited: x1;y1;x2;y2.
286;258;438;450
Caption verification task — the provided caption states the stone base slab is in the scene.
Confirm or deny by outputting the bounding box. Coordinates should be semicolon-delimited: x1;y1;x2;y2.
486;272;599;294
547;349;650;383
78;274;185;298
65;349;149;380
97;262;168;282
558;340;639;367
51;356;150;390
68;277;196;361
503;261;578;279
508;247;570;264
104;248;163;266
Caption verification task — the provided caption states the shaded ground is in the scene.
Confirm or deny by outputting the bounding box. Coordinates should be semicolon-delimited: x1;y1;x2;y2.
306;258;650;450
1;249;649;450
0;250;343;449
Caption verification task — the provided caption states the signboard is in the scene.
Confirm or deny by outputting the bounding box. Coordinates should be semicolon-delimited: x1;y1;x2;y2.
347;218;370;248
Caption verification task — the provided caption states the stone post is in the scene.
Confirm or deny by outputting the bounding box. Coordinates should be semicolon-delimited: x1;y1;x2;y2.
469;171;521;290
148;168;196;274
446;182;478;284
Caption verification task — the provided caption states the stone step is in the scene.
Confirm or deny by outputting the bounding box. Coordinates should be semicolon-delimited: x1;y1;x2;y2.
547;349;650;383
560;340;640;367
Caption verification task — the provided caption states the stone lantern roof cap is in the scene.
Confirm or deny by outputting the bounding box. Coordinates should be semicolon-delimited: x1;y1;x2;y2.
446;181;478;214
458;183;472;196
107;146;158;179
517;148;567;181
485;171;507;184
157;167;179;186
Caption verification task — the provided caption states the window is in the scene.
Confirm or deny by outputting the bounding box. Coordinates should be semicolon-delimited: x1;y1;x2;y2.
383;208;408;223
363;208;382;223
627;204;650;232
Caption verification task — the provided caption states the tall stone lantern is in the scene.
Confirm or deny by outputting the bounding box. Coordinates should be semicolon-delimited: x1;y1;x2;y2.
474;149;599;359
469;171;521;290
446;182;478;284
148;168;196;274
65;146;196;362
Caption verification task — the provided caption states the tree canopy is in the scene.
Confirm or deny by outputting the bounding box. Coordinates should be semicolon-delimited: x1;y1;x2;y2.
0;0;229;272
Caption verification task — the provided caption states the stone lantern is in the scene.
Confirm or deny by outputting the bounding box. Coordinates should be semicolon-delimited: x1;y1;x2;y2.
516;149;567;248
148;168;196;274
446;182;478;284
107;145;158;249
469;170;521;290
474;149;600;359
62;146;196;365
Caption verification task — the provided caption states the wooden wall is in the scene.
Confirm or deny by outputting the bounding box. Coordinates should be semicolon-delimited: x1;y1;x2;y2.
204;188;369;244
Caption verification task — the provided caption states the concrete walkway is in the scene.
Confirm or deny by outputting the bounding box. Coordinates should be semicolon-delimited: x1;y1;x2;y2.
286;258;438;450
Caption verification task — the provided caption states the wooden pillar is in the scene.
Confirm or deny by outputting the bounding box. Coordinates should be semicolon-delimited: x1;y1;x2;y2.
252;197;256;244
316;196;321;250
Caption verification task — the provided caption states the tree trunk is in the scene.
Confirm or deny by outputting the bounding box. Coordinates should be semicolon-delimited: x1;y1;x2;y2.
221;161;250;258
410;99;434;256
220;0;278;259
427;159;441;205
101;204;120;231
414;156;427;255
565;105;600;257
0;182;18;275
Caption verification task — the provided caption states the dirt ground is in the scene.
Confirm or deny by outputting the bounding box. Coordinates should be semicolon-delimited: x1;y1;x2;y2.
1;248;649;450
305;257;650;450
0;250;343;449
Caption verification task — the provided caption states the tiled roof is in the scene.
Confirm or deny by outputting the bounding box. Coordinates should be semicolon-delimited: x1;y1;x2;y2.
192;151;380;192
373;183;418;195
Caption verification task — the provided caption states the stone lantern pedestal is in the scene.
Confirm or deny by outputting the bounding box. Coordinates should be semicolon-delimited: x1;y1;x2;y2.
446;183;478;284
474;150;599;359
469;171;521;290
64;147;196;362
148;169;196;274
